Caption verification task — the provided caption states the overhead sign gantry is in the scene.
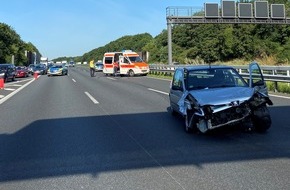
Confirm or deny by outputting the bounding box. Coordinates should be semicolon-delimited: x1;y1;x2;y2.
166;1;290;65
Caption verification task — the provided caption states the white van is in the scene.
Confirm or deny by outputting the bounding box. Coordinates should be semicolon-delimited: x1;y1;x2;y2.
102;50;149;77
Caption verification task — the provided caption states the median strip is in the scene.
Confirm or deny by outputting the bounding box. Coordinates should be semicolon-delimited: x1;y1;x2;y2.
84;92;99;104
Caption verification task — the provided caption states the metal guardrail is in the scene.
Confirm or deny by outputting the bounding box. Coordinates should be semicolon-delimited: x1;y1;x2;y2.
149;64;290;92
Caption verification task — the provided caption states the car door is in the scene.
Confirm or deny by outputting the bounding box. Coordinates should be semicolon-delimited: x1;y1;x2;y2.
169;68;186;113
249;62;268;95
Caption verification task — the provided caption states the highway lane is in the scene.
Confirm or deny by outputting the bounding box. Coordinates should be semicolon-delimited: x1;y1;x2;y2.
0;67;290;190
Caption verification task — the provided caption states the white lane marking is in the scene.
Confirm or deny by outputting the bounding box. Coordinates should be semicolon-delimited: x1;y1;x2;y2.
84;92;99;104
0;79;34;105
72;79;76;83
0;95;4;99
10;84;22;87
107;77;117;81
3;88;15;91
146;76;171;81
148;88;169;95
269;93;290;100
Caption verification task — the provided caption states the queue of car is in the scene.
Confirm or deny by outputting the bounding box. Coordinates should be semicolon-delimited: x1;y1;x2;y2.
0;62;71;83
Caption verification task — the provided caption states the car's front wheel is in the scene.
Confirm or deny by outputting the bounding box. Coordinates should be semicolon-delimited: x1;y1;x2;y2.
128;70;134;77
184;110;196;133
252;105;272;133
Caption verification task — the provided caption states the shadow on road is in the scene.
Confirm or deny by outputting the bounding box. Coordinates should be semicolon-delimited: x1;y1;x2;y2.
0;106;289;182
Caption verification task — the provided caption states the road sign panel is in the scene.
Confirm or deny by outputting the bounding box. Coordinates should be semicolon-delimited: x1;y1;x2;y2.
271;4;285;19
255;1;269;19
222;1;236;18
205;3;219;18
238;3;253;18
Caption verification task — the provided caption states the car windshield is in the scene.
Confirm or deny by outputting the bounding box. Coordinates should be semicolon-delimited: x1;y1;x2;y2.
34;64;44;69
128;56;143;63
0;66;8;71
187;68;248;90
52;65;62;68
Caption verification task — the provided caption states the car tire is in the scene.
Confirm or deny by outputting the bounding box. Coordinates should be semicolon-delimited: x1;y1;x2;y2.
252;106;272;133
169;105;178;116
184;110;195;133
128;70;134;77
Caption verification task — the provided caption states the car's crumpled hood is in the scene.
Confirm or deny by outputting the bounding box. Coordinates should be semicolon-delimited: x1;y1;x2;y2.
189;87;255;106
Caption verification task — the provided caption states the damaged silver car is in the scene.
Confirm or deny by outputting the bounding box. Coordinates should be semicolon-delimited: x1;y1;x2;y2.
169;62;273;133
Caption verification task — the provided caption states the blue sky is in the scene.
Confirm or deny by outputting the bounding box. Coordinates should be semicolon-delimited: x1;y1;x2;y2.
0;0;221;59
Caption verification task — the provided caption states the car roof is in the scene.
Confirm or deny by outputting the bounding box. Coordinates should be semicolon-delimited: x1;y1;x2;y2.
176;65;235;71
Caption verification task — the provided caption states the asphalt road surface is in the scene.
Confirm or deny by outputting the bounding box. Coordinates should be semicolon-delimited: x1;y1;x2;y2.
0;67;290;190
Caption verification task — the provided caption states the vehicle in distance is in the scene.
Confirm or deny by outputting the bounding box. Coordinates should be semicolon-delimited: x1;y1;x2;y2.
0;63;16;82
32;64;47;75
69;61;75;67
27;64;35;75
95;61;103;71
47;64;68;76
15;66;29;78
169;62;273;134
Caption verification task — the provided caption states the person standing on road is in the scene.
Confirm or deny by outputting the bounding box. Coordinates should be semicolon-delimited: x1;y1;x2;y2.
113;60;119;77
89;60;95;77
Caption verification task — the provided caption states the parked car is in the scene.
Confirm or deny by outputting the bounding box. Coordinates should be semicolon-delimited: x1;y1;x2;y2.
95;61;103;71
27;64;35;75
47;64;68;76
0;63;16;82
15;66;29;78
169;62;273;134
32;64;47;75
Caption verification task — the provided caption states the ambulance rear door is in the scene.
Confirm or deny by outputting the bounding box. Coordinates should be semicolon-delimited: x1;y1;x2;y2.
103;53;114;74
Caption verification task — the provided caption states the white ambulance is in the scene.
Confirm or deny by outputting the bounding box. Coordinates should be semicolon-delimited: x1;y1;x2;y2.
102;50;149;77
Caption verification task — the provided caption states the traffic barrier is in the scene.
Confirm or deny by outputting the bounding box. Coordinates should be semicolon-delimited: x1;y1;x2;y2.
33;72;38;80
0;73;4;89
0;78;4;89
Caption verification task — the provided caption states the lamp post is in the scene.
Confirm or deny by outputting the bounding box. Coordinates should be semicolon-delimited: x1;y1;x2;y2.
34;52;36;65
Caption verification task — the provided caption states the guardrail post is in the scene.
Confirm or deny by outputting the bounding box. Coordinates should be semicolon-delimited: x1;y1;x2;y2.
274;81;278;92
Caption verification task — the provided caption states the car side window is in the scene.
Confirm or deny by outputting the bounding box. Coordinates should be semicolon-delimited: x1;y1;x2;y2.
172;70;184;91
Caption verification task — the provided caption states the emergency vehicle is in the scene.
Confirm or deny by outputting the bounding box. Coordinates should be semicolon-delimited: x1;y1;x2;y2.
102;50;149;77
